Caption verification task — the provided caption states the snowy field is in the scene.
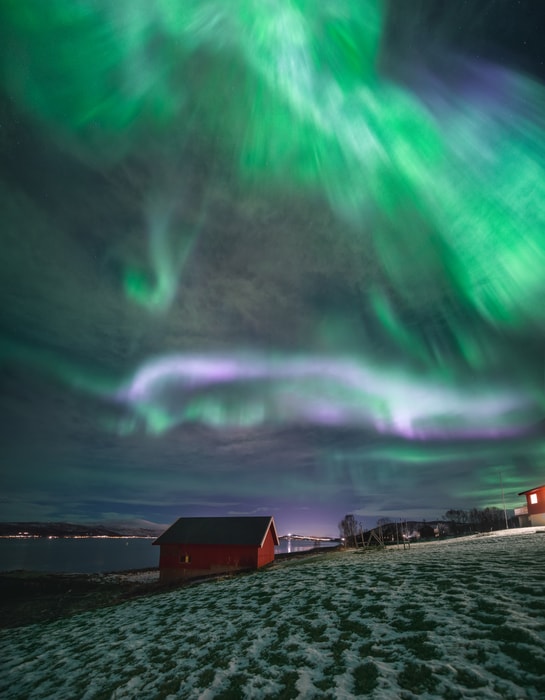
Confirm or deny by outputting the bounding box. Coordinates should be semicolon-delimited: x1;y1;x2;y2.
1;530;544;699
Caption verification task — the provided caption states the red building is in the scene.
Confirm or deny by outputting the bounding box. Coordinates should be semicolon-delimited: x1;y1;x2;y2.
517;484;545;527
153;516;279;582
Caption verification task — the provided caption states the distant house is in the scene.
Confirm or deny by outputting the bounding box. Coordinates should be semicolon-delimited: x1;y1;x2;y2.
153;516;279;582
419;524;436;540
517;485;545;527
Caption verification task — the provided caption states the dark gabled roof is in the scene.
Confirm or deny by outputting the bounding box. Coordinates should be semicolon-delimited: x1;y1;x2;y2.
153;516;279;547
518;484;545;496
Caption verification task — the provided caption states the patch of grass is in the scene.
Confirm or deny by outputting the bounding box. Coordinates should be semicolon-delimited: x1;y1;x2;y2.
331;638;348;667
262;617;276;628
338;617;371;638
255;592;273;604
473;598;499;614
198;667;215;688
398;661;437;693
500;643;545;675
303;621;329;643
214;672;248;699
472;611;505;626
465;645;488;665
314;667;336;693
456;667;487;689
391;616;411;632
402;632;440;660
321;597;337;612
352;660;379;694
264;649;288;667
405;609;435;631
434;578;453;592
276;670;299;699
126;664;148;677
495;625;536;645
275;621;291;639
491;683;526;700
448;603;467;614
229;626;249;643
157;658;178;673
206;648;230;670
485;663;523;686
358;641;374;657
465;630;489;641
511;585;537;595
362;603;386;619
155;676;181;696
147;645;176;665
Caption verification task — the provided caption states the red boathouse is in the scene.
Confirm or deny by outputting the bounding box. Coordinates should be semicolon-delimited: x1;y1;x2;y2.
153;516;279;582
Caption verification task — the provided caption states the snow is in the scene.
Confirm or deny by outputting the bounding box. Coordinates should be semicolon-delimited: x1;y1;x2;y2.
98;569;160;585
1;530;544;699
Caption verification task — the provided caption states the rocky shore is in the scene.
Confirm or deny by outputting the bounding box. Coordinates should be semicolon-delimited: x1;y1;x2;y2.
1;545;342;629
0;569;164;629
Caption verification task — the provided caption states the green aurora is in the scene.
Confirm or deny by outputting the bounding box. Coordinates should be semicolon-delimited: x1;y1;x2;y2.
1;0;544;532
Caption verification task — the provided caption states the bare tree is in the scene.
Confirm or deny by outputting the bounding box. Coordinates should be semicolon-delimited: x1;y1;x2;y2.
444;509;470;535
376;517;393;528
338;514;360;544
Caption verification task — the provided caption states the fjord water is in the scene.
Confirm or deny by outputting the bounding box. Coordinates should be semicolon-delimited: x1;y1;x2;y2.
0;537;337;573
0;538;159;574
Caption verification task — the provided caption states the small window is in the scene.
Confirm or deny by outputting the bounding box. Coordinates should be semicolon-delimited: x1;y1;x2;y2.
180;553;191;564
530;493;538;505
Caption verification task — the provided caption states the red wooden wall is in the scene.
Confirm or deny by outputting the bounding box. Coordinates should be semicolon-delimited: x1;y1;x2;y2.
158;527;276;581
257;527;276;567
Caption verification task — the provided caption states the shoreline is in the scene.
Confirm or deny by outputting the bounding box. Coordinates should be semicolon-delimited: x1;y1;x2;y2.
4;530;543;630
0;546;343;630
0;567;165;630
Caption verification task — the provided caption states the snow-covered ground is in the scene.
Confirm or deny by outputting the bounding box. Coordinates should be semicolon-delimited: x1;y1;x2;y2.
1;530;544;699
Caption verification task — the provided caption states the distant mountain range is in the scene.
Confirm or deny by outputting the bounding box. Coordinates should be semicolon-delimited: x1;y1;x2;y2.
0;522;164;538
278;534;339;542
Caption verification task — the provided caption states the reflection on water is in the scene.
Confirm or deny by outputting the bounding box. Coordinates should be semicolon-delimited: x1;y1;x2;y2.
275;539;339;555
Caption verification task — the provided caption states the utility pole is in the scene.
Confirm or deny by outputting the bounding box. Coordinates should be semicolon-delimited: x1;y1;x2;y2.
500;471;509;529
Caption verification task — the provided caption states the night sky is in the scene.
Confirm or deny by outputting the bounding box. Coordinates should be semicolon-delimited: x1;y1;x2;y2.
1;1;544;536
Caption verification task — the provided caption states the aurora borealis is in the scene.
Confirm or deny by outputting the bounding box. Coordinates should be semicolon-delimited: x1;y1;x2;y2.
1;1;544;535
